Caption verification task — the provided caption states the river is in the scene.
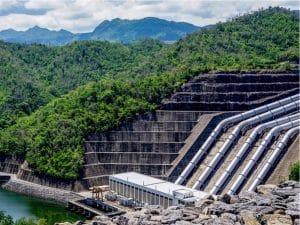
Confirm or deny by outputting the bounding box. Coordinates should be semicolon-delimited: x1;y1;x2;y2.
0;187;84;225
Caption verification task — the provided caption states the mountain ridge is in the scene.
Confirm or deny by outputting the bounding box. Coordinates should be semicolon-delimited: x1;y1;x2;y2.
0;17;200;45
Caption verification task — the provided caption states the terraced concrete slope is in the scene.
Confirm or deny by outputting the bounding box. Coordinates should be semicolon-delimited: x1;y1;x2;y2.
82;71;299;188
83;111;203;187
162;71;299;111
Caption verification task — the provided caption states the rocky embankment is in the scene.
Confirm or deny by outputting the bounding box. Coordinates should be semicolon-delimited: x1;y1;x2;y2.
63;181;299;225
2;174;81;203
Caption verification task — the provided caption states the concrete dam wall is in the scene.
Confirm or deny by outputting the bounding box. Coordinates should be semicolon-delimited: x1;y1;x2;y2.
82;70;299;190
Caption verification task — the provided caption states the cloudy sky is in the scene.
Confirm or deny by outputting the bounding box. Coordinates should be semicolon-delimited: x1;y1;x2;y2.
0;0;298;33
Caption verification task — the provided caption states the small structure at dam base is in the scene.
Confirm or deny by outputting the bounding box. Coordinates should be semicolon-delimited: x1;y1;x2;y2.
109;172;209;208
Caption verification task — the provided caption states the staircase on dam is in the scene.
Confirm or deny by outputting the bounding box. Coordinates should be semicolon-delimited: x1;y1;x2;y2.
82;71;300;188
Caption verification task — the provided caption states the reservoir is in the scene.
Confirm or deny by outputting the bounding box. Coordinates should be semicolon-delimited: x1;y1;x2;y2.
0;187;84;225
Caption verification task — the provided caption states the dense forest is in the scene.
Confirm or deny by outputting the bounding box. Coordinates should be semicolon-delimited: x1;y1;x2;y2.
0;7;298;179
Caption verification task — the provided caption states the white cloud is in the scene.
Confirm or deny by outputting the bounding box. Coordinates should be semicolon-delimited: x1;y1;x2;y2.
24;0;64;10
0;0;298;32
0;0;18;9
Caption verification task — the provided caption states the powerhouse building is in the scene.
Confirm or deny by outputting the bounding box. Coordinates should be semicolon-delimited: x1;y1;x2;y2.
109;172;208;208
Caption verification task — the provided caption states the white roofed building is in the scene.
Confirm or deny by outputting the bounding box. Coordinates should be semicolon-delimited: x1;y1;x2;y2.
109;172;209;208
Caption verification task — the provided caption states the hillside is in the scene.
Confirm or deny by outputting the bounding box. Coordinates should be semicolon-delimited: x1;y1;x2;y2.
0;39;163;129
0;7;298;180
0;18;200;45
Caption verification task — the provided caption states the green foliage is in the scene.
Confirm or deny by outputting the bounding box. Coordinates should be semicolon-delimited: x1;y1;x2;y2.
0;211;13;225
0;39;164;129
14;218;37;225
289;162;300;181
0;7;299;179
0;211;46;225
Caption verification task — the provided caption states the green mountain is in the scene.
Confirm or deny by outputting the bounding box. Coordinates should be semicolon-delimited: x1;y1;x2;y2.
0;26;74;45
0;18;200;45
0;7;298;179
79;17;200;42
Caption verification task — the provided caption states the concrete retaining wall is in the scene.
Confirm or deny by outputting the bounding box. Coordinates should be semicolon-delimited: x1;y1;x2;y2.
2;177;82;203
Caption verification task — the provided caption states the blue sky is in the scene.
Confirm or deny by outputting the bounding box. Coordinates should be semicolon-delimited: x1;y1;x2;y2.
0;0;299;33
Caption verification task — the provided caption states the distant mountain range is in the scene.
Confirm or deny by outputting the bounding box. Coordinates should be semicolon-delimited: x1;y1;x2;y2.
0;17;200;45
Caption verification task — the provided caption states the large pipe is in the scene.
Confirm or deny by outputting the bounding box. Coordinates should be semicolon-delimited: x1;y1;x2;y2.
210;113;299;194
175;94;300;185
248;126;300;191
192;102;299;190
227;119;300;195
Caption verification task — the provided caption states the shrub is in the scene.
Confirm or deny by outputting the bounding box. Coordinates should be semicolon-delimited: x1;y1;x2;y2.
289;162;300;181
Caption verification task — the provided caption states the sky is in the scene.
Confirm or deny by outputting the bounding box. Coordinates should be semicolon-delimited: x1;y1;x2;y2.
0;0;299;33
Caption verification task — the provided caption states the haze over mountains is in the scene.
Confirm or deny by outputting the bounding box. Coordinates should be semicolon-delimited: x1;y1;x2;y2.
0;17;200;45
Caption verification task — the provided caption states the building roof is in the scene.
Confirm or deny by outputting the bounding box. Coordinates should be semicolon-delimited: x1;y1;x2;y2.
109;172;209;199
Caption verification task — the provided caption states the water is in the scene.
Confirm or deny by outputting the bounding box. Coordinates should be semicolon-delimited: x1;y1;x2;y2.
0;187;84;225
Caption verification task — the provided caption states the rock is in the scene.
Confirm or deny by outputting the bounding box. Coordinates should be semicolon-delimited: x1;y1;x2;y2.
206;201;236;215
221;213;238;222
175;221;192;225
203;217;234;225
161;210;183;224
242;215;261;225
285;209;300;219
182;209;199;216
263;214;293;225
168;205;183;210
278;180;298;188
256;184;278;195
286;192;300;202
141;222;160;225
229;195;241;204
239;191;271;206
140;208;150;214
146;205;162;215
162;208;182;216
195;199;214;211
191;214;211;223
150;215;162;222
219;193;232;204
149;209;160;215
73;181;299;225
181;213;197;221
274;209;286;215
115;215;129;225
287;201;300;211
239;205;274;217
294;219;300;225
272;189;298;198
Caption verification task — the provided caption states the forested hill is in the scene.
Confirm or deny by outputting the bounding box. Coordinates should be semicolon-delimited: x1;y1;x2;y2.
0;7;298;180
0;17;200;45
